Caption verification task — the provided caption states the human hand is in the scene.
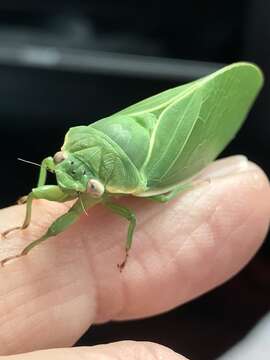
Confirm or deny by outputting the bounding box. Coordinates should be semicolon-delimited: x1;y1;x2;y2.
0;155;269;359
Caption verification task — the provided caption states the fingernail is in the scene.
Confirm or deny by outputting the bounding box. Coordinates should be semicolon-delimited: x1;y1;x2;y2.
197;155;249;179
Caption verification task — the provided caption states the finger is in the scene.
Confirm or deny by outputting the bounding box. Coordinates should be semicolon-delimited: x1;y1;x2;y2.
86;156;270;321
0;156;269;355
3;341;187;360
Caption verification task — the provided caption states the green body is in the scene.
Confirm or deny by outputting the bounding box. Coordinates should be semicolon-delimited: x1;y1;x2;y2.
1;62;264;268
57;62;263;196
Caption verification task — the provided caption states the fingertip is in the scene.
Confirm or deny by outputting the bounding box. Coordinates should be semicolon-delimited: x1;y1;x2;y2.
107;160;270;320
78;341;188;360
2;342;188;360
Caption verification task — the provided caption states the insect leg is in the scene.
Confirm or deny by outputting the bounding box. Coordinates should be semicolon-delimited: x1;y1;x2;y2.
1;195;100;266
149;178;211;203
13;156;55;210
13;157;55;208
2;185;72;237
37;156;55;186
149;182;194;203
104;201;136;271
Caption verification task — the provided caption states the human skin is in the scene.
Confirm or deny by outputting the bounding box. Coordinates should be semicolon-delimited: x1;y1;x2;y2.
0;155;269;359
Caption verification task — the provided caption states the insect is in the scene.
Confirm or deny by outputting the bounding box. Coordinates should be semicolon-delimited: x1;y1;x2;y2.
1;62;263;269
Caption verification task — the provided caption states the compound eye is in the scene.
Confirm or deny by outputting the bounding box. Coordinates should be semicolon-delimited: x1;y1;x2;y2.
53;151;66;164
87;179;104;198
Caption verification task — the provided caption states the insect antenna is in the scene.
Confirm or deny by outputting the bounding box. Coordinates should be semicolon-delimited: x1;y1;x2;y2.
18;158;41;167
78;193;89;216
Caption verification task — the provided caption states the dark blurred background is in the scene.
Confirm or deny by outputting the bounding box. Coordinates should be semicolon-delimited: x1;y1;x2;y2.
0;1;269;359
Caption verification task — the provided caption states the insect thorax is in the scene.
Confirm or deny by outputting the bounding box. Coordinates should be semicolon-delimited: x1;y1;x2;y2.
59;126;146;194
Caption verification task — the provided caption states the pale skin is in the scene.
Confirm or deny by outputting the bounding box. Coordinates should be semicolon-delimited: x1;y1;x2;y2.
0;156;269;359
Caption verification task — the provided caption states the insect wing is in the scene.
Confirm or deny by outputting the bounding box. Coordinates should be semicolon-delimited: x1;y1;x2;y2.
117;82;195;117
143;63;263;189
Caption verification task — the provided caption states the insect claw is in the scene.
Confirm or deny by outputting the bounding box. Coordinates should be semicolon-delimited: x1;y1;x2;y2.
17;195;28;204
117;249;129;272
0;253;23;267
1;226;21;239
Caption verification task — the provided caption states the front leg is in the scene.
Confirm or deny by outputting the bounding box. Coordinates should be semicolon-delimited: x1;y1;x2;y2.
1;194;100;266
37;156;55;187
2;185;73;237
16;156;56;206
2;156;56;236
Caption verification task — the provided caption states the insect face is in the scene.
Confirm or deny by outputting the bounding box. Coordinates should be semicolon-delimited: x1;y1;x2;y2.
54;153;105;197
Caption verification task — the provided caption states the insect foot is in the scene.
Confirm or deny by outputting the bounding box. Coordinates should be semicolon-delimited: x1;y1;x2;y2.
17;195;28;204
0;253;25;267
1;226;21;239
117;249;129;272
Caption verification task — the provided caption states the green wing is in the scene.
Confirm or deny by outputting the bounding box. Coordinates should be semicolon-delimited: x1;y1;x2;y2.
140;62;263;189
117;82;196;117
89;81;199;170
64;62;263;194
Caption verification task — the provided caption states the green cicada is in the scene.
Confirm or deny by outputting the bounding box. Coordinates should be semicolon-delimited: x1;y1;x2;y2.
2;62;263;269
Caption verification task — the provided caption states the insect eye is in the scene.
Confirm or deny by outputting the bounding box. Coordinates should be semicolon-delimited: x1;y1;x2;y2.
87;179;104;198
53;151;66;164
